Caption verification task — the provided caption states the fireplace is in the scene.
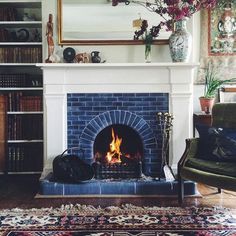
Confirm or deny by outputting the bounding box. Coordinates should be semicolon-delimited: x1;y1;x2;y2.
67;93;168;177
38;63;199;196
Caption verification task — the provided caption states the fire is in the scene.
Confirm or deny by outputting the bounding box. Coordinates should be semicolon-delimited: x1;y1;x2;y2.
106;128;122;164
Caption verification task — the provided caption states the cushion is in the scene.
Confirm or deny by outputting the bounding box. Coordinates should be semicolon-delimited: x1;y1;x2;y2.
185;157;236;178
195;124;217;161
196;124;236;162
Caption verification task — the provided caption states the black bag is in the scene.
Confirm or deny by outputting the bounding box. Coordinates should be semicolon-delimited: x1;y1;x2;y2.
53;148;94;182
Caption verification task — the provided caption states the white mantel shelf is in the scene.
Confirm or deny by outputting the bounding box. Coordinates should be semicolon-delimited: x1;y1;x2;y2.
38;62;199;173
37;62;198;68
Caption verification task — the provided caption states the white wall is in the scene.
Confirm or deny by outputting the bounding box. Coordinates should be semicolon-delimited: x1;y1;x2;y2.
41;0;204;113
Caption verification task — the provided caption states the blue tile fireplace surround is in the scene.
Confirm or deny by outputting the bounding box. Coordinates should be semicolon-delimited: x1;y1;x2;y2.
40;93;197;196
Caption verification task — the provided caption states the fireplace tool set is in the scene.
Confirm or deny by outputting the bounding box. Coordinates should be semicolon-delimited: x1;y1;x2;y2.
157;112;175;181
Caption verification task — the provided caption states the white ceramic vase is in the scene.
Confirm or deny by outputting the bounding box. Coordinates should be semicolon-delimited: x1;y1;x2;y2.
169;18;192;62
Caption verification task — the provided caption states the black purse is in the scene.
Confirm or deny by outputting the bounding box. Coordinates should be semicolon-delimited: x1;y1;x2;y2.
53;148;94;182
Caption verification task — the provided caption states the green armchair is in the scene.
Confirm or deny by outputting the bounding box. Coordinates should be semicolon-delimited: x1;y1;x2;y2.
178;103;236;204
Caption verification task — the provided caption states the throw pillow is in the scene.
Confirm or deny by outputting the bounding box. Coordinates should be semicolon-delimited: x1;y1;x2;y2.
195;124;217;161
196;124;236;162
211;127;236;162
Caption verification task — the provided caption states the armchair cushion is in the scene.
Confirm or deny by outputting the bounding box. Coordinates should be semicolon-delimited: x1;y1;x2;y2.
185;158;236;178
196;124;236;162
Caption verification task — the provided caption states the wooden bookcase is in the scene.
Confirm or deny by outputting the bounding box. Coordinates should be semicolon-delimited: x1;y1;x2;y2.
0;0;43;174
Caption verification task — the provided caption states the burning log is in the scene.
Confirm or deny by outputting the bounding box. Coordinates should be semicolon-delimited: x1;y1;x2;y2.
93;127;143;179
92;161;142;179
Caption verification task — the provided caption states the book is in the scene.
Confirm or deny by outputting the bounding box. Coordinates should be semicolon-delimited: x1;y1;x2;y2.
0;95;7;171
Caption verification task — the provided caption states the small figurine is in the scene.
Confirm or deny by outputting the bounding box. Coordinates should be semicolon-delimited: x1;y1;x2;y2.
45;14;54;63
75;52;90;63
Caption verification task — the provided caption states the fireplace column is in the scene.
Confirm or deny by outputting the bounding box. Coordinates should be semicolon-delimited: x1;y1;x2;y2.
169;67;194;167
42;68;67;171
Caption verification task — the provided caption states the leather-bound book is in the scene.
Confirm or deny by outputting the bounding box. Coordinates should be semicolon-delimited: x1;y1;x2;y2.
0;95;7;172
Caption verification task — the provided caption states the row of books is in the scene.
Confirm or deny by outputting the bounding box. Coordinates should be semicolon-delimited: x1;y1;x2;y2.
0;28;9;42
0;95;6;172
0;74;42;88
19;96;43;111
8;115;43;140
0;7;17;21
0;74;28;87
8;92;42;111
7;144;43;172
0;47;42;63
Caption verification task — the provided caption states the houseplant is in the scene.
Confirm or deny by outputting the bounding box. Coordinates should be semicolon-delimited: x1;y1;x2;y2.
199;62;236;113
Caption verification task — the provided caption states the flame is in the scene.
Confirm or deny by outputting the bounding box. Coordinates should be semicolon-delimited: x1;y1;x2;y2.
106;128;122;164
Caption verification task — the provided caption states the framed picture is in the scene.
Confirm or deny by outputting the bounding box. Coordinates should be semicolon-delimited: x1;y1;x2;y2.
196;4;236;84
219;86;236;102
208;1;236;56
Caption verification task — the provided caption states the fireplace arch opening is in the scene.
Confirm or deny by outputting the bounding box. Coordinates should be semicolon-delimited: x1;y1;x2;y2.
93;124;143;165
93;124;143;179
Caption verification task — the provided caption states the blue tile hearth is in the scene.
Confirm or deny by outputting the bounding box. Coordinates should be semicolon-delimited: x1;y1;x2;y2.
39;172;198;196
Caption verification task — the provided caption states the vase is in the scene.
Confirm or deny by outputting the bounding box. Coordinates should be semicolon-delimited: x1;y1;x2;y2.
91;51;101;63
145;44;151;63
169;18;192;62
199;97;215;114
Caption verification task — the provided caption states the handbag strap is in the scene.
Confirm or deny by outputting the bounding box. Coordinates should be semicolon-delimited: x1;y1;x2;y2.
60;147;85;159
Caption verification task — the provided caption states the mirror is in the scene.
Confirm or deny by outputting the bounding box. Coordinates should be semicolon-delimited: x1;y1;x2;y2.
58;0;170;45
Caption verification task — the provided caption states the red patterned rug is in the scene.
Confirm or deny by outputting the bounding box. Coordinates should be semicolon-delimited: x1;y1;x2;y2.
0;204;236;236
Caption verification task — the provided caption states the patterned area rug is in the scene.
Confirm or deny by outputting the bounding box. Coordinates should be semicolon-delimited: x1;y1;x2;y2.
0;204;236;236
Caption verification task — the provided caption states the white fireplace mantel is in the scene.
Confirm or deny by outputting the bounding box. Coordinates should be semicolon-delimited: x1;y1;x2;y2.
37;62;199;173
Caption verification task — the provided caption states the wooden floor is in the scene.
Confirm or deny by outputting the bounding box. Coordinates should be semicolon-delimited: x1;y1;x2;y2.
0;174;236;209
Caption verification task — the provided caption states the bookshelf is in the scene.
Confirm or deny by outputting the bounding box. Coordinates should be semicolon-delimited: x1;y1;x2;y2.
0;0;43;174
0;0;42;63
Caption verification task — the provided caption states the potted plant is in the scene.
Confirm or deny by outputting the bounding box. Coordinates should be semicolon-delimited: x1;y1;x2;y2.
199;62;236;113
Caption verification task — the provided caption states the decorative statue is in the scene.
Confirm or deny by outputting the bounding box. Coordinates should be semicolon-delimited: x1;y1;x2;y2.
45;14;54;63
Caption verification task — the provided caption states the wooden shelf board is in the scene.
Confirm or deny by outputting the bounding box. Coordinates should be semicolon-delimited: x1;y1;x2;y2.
7;111;43;114
0;42;42;46
0;63;40;66
0;87;42;90
7;140;43;143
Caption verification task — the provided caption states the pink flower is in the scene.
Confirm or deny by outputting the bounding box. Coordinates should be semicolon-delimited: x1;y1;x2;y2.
112;0;216;39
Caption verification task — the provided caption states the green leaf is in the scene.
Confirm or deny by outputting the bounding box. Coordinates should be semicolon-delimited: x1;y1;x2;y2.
203;62;236;98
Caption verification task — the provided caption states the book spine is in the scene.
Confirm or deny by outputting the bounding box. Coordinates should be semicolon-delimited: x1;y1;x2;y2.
0;95;7;172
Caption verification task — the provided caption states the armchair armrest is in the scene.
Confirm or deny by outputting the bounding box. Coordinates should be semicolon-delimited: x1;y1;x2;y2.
177;138;199;204
178;138;199;169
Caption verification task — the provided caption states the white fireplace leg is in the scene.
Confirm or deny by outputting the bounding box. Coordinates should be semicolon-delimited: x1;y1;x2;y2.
169;95;193;172
168;67;194;173
44;94;67;171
